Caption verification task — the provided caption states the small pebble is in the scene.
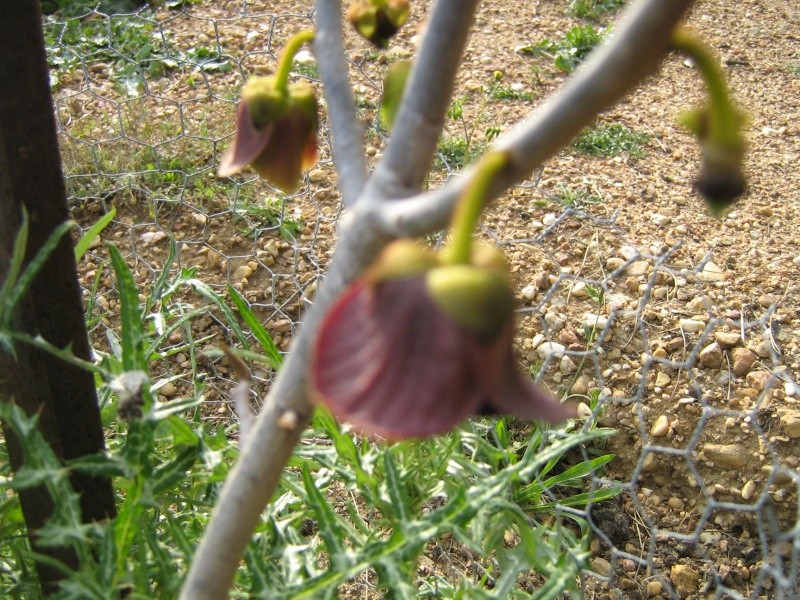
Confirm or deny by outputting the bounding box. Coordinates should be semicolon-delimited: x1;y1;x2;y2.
741;480;756;501
591;557;612;577
646;580;662;597
651;415;670;437
679;318;705;333
702;443;749;470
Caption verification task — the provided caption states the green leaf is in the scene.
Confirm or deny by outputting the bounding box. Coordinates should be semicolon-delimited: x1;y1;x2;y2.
107;244;146;372
152;444;201;494
0;209;30;320
227;284;283;370
74;207;116;262
145;236;179;314
1;215;74;333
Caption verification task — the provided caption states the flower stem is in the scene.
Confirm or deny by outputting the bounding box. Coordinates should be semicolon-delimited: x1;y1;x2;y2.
445;151;508;265
671;27;738;147
275;30;316;95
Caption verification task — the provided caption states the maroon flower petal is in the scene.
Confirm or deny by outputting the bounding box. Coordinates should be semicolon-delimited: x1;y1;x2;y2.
469;322;576;423
249;102;317;192
312;277;483;439
218;101;273;177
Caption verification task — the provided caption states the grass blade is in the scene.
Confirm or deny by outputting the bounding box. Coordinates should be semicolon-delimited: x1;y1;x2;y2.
74;207;116;262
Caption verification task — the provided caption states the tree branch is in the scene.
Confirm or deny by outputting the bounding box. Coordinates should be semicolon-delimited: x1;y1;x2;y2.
375;0;695;236
179;206;389;600
181;0;696;597
362;0;481;202
314;0;369;206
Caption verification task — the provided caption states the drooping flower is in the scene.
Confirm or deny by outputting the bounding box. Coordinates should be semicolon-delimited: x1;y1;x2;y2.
672;28;747;216
218;77;318;193
311;241;576;440
347;0;410;49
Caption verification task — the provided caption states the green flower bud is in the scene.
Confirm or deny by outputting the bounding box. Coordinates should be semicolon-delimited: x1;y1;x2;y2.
347;0;410;48
380;60;411;129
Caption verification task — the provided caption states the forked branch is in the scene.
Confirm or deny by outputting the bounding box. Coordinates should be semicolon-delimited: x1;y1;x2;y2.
181;1;694;597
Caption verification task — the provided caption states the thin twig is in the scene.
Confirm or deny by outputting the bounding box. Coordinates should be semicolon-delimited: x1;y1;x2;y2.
315;0;369;206
363;0;481;202
375;0;695;237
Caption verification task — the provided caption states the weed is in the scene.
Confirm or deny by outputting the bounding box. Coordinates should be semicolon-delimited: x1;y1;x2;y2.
435;136;483;170
572;123;649;158
584;283;605;305
522;25;606;73
355;95;377;110
186;46;233;73
45;10;176;93
233;196;303;240
293;60;320;79
447;96;466;121
569;0;626;21
1;222;616;597
488;83;536;102
438;96;504;170
557;184;606;207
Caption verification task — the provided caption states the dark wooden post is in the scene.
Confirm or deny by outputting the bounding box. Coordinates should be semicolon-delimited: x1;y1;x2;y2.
0;0;117;593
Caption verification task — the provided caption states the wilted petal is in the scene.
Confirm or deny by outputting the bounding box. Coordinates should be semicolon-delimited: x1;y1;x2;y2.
218;101;274;178
312;277;483;439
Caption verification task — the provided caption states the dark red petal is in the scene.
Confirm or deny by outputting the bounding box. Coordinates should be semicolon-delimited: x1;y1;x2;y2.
312;277;483;439
249;104;316;192
470;322;576;423
218;101;273;177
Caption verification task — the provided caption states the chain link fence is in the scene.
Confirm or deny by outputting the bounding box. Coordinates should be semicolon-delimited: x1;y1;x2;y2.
45;1;798;597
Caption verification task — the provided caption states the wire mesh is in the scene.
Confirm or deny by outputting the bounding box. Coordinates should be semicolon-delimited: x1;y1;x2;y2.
45;1;799;597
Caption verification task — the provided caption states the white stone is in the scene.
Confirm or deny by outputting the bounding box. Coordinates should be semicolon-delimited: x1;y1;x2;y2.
560;355;577;374
537;342;565;359
583;313;609;330
294;50;315;64
698;261;726;282
521;284;537;301
679;318;705;333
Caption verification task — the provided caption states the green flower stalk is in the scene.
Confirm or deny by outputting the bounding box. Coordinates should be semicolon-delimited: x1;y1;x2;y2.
218;30;318;192
672;27;747;215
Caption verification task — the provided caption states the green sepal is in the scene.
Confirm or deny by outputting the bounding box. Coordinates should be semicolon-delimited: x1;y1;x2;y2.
242;77;288;129
426;262;514;340
365;240;439;285
348;0;409;48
